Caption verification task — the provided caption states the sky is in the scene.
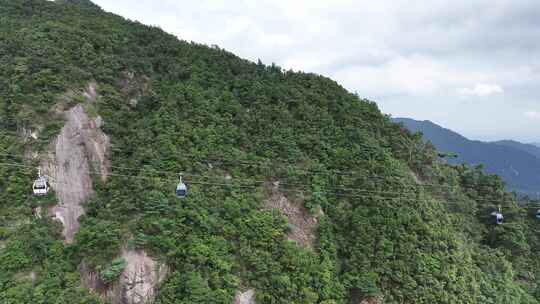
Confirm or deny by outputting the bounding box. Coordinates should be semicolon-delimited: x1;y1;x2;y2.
91;0;540;143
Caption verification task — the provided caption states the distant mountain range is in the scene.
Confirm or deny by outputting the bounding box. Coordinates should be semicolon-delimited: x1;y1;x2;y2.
393;117;540;197
492;140;540;159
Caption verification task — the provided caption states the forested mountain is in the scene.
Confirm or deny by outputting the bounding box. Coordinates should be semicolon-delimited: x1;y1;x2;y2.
1;1;540;303
393;117;540;197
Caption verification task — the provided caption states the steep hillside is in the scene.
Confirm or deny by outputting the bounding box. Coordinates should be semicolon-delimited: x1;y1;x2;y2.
393;117;540;197
1;1;540;303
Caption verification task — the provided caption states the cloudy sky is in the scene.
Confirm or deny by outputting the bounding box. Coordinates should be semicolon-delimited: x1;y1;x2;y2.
91;0;540;143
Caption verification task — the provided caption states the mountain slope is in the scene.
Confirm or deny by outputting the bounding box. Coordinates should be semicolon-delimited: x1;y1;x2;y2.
1;1;539;303
494;140;540;159
393;117;540;196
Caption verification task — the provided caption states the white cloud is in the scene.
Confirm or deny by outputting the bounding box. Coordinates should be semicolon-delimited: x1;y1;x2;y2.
525;111;540;119
457;84;504;97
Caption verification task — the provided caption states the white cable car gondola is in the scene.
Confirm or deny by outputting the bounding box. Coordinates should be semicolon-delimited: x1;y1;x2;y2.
176;173;187;198
32;168;49;196
535;209;540;220
491;205;503;225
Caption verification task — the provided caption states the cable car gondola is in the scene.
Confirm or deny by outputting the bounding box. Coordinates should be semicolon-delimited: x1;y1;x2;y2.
176;173;187;198
32;168;49;196
491;205;503;225
535;209;540;220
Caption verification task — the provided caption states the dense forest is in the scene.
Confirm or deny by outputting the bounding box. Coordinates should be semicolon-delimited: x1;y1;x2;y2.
1;0;539;303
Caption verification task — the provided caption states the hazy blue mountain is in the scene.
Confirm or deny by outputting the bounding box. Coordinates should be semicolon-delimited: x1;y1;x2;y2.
393;117;540;197
493;140;540;159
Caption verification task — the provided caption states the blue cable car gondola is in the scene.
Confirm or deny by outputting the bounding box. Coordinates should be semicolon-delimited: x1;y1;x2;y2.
176;173;187;198
535;209;540;220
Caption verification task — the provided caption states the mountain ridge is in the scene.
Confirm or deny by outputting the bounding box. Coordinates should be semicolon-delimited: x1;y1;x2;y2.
1;1;539;303
492;140;540;159
393;117;540;196
55;0;101;9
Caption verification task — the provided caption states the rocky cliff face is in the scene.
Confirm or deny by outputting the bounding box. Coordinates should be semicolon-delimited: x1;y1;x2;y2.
264;181;319;249
114;250;169;304
359;296;384;304
234;289;256;304
43;83;167;303
41;83;109;243
82;249;169;304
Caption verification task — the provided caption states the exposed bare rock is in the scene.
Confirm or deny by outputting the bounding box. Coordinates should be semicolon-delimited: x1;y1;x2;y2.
82;249;168;304
84;118;110;182
263;182;319;249
113;250;169;304
118;71;151;109
234;289;256;304
409;170;423;184
42;98;109;243
17;126;41;143
359;296;384;304
13;271;37;284
80;262;108;295
33;206;42;219
42;106;91;243
128;98;138;108
24;150;39;161
83;81;98;102
29;271;37;283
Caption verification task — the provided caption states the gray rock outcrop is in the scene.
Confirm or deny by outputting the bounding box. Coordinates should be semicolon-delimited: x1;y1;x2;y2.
264;182;319;249
234;289;256;304
42;83;109;243
113;250;169;304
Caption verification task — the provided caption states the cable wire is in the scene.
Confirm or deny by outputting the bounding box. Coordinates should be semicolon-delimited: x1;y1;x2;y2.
0;160;523;207
0;149;507;196
0;151;507;196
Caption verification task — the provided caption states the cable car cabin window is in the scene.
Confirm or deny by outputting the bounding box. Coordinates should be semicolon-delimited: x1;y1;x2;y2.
34;180;47;189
